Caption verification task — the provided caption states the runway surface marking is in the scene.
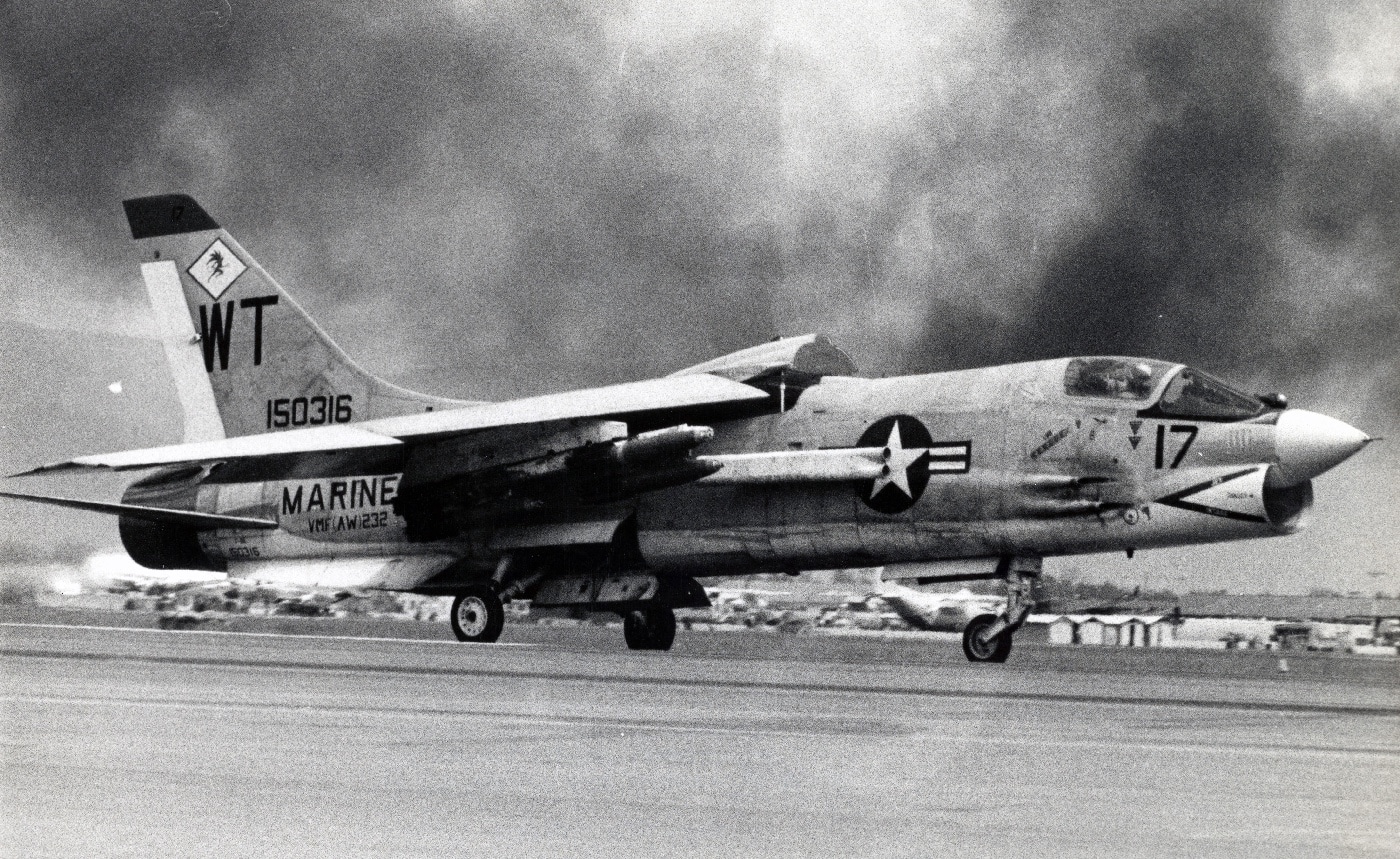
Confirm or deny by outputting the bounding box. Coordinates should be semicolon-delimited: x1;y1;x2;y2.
5;692;1398;761
0;621;536;647
4;643;1394;717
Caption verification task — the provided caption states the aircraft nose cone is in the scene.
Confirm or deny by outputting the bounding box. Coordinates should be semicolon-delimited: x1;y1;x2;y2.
1270;409;1373;486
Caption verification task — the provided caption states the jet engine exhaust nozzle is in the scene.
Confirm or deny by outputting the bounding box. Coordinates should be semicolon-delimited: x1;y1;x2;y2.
1269;409;1372;487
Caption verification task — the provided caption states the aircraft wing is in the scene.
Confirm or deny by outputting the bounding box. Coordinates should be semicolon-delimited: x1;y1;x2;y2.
360;374;768;440
14;425;401;475
12;374;769;475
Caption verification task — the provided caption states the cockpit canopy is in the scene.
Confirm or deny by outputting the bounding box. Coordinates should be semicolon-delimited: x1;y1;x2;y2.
1064;357;1172;401
1064;357;1266;421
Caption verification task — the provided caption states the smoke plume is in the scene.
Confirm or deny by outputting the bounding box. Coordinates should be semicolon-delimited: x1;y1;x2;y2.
901;3;1400;419
2;1;1395;411
0;0;1394;589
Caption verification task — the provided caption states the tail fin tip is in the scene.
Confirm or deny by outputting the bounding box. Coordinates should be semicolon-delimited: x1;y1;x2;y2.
123;194;219;240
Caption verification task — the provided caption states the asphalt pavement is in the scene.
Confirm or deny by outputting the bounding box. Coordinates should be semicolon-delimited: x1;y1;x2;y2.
1;619;1397;858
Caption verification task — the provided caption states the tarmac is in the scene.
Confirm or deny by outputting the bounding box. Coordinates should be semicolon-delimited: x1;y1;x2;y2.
2;614;1398;858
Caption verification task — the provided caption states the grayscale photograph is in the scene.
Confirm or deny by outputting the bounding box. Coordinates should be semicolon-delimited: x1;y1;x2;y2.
1;1;1396;856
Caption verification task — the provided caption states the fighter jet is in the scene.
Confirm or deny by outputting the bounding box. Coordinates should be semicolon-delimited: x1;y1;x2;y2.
0;195;1376;661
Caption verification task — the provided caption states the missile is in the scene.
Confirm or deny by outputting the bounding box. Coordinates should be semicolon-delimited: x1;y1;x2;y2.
574;425;715;472
581;458;724;503
401;425;719;527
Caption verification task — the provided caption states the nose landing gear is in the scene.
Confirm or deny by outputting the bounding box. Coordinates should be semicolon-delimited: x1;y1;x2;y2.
962;556;1039;663
962;613;1014;662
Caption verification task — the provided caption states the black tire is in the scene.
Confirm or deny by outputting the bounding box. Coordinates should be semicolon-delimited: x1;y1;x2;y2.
648;606;676;651
451;584;505;643
623;610;649;650
623;606;677;651
962;613;1013;663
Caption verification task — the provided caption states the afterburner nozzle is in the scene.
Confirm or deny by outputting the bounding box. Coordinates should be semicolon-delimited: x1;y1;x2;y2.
1268;409;1373;487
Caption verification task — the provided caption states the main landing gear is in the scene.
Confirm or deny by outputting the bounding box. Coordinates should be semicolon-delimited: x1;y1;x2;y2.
623;606;676;651
450;582;505;643
962;556;1040;663
444;567;700;650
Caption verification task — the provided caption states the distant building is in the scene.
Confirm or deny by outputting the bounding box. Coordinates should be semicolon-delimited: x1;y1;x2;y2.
1029;613;1174;647
1170;595;1400;652
1046;615;1077;645
1177;594;1400;624
1078;616;1105;645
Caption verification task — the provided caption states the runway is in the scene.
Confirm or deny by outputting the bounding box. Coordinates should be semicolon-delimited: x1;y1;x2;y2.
3;620;1398;858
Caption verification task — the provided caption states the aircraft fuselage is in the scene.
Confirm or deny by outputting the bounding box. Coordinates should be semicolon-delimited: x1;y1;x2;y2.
122;355;1341;591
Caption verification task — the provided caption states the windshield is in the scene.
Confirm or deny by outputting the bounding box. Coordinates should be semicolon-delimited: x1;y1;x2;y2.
1154;368;1264;420
1064;357;1173;401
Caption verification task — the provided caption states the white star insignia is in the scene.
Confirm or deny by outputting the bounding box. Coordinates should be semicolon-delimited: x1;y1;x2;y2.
869;422;927;500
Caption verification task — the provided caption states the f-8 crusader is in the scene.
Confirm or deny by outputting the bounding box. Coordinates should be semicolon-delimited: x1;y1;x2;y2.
3;195;1374;661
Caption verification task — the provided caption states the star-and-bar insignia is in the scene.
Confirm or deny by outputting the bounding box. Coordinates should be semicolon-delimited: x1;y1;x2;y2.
856;415;971;514
868;421;923;500
927;441;971;474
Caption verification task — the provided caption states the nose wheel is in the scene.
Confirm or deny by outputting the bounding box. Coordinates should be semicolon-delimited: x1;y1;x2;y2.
451;583;505;643
962;556;1040;663
623;606;676;651
962;614;1013;662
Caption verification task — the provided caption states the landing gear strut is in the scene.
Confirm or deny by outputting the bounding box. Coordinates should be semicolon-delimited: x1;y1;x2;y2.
962;556;1040;663
451;582;505;643
623;606;676;651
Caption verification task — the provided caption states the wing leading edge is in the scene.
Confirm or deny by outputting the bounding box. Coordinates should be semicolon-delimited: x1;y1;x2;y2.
12;374;769;475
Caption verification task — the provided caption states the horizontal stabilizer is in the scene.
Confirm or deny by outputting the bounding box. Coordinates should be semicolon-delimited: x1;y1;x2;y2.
0;491;279;530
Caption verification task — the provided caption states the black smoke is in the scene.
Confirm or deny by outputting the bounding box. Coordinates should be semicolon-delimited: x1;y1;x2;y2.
1;0;1396;413
1;2;782;397
901;3;1400;413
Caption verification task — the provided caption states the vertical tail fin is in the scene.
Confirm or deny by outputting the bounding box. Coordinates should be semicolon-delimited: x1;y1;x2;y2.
122;195;468;439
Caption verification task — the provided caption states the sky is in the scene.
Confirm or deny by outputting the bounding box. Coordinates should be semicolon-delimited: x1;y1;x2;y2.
0;0;1395;594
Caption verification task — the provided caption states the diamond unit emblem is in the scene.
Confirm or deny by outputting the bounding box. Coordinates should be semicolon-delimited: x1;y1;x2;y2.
187;239;247;299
